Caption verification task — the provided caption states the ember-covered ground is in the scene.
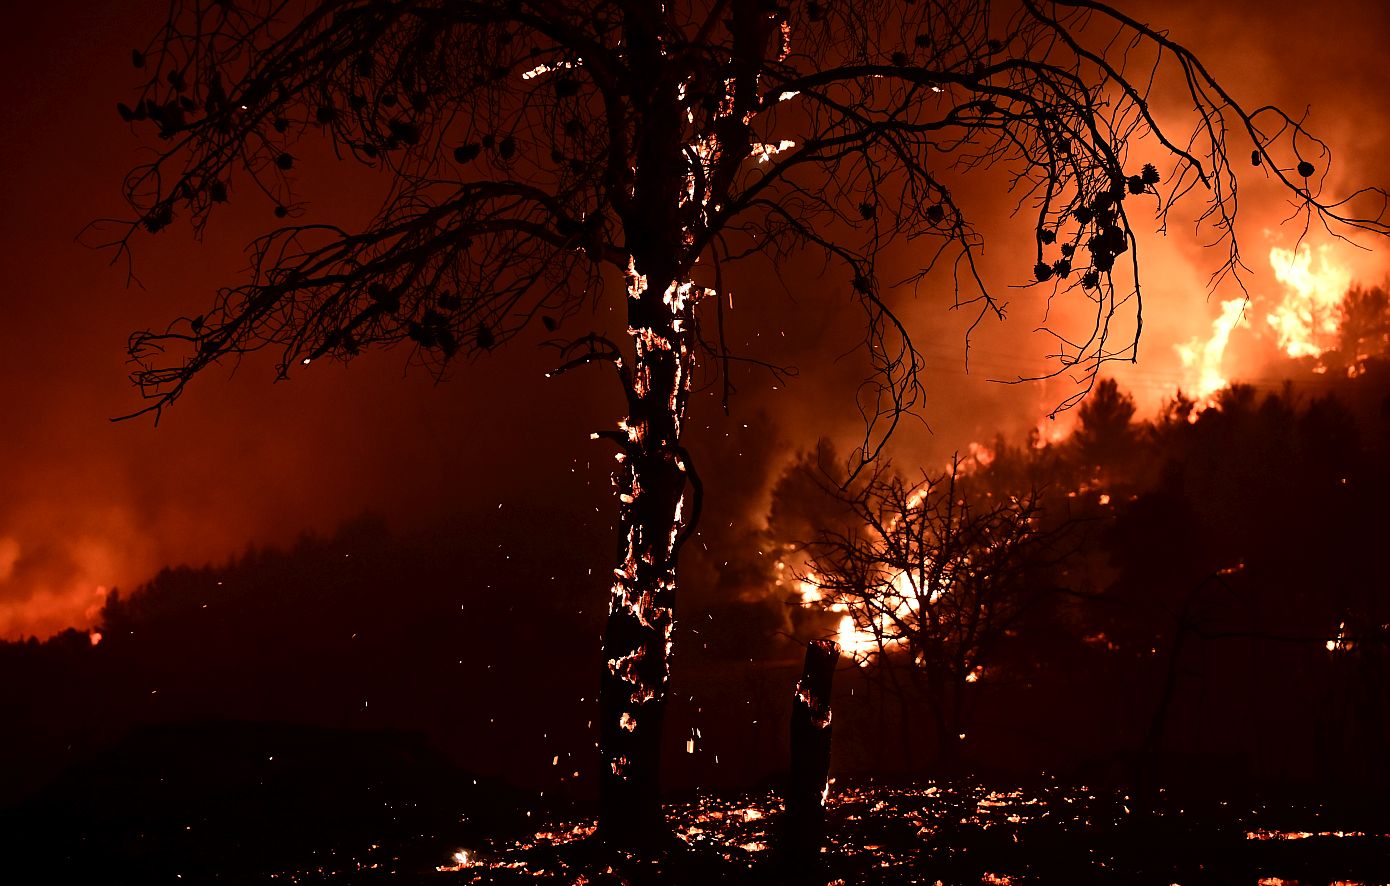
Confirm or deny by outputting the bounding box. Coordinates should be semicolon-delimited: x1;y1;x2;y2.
433;782;1389;885
5;728;1385;885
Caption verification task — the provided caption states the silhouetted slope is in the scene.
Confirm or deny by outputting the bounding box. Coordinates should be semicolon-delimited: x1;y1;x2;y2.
0;720;526;881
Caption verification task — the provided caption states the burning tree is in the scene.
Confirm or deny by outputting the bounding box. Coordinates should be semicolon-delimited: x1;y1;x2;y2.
1330;282;1390;374
802;460;1070;767
99;0;1385;846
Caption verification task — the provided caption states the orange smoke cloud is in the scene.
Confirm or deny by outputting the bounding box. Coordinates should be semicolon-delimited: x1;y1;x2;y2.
0;497;156;640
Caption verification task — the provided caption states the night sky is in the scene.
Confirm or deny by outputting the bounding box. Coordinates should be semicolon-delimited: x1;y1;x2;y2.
1;0;1388;642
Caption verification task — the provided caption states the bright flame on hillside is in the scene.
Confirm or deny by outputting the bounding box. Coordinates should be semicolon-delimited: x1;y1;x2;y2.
1175;297;1248;400
837;614;880;658
1266;244;1352;359
1169;243;1359;406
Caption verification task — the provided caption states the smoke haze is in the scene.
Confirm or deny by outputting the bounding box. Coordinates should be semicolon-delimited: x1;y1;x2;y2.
0;0;1387;637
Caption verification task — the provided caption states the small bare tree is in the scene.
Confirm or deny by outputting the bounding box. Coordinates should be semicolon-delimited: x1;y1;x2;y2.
803;459;1070;767
97;0;1385;845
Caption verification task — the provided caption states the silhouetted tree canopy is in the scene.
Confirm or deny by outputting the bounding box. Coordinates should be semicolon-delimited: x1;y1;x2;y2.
102;0;1388;427
800;455;1076;765
1073;376;1137;472
99;0;1390;845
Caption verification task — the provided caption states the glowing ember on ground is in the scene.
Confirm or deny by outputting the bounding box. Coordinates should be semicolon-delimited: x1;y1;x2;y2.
1326;620;1352;653
1247;829;1369;840
436;849;476;872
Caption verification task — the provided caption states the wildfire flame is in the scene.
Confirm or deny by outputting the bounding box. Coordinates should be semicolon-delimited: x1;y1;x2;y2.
1175;297;1248;401
836;613;880;659
793;245;1369;673
1170;242;1360;408
789;557;917;663
1265;244;1352;359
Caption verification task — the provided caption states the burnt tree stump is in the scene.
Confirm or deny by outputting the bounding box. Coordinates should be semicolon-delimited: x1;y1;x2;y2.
782;638;840;877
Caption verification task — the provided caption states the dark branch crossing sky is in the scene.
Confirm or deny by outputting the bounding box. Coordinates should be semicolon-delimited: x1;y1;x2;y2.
0;0;1387;639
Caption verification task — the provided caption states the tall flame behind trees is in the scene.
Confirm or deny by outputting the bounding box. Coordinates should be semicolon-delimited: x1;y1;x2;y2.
1175;297;1248;401
1175;243;1384;403
103;0;1387;847
1267;244;1354;360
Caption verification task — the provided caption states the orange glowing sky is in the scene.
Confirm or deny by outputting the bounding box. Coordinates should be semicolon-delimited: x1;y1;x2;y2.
0;0;1387;639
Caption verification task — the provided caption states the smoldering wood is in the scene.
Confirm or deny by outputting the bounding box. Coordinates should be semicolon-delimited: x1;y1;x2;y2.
783;637;840;872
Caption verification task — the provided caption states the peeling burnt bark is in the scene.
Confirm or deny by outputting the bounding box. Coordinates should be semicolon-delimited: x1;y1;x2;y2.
596;263;699;847
783;638;840;871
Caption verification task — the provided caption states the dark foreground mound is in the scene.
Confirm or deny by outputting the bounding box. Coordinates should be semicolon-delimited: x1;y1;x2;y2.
0;720;526;883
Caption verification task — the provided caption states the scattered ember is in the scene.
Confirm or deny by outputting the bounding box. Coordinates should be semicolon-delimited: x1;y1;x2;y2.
417;781;1387;884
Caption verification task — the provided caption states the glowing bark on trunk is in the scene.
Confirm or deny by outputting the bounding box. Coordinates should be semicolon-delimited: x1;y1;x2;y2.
597;265;701;846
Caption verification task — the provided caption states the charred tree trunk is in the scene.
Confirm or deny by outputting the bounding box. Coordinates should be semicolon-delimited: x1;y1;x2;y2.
596;262;698;847
594;1;770;847
783;639;840;873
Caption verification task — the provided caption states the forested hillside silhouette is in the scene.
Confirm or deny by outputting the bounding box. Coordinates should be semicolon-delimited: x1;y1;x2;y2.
0;509;610;802
4;353;1389;879
770;360;1390;794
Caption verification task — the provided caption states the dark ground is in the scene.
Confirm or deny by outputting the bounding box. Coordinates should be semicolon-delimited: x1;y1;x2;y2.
3;719;1386;884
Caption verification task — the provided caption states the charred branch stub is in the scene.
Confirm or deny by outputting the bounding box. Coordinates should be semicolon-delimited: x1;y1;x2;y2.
783;638;840;873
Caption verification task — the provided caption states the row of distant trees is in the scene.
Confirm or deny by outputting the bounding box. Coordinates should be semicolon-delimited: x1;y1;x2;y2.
776;288;1390;788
